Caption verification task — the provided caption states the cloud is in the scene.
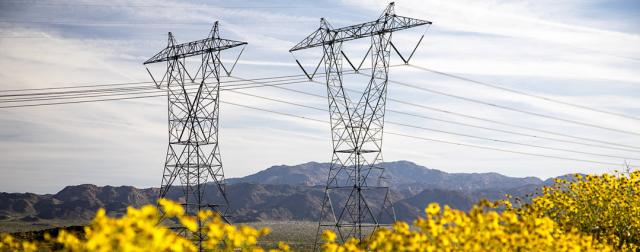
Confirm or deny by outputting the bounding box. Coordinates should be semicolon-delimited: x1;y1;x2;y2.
0;0;638;193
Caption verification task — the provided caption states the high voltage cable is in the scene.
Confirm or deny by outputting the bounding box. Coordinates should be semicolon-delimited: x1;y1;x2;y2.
0;65;396;95
0;85;159;99
378;76;640;136
0;75;313;97
0;79;314;104
0;94;165;108
0;80;313;108
1;1;331;9
219;100;636;168
227;90;325;112
5;64;635;139
230;76;640;153
389;99;640;151
0;71;331;93
223;101;325;124
385;132;637;169
5;73;636;154
306;77;640;150
234;77;640;153
409;64;640;122
3;73;638;153
0;74;304;93
388;109;640;153
240;78;640;153
220;89;640;161
0;88;163;103
194;76;640;160
3;77;639;163
0;77;316;102
0;20;319;26
305;80;640;151
387;121;640;161
0;67;371;95
0;75;327;102
0;80;152;92
0;67;378;104
184;75;640;158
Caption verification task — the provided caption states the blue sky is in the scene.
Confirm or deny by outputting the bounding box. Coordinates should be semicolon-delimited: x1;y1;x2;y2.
0;0;639;193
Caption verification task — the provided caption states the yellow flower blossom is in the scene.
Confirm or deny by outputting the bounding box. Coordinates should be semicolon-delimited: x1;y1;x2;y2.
512;170;640;250
157;198;184;217
1;170;637;251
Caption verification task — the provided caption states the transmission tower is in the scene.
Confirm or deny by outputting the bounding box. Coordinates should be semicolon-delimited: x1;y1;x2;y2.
143;21;246;244
290;2;431;248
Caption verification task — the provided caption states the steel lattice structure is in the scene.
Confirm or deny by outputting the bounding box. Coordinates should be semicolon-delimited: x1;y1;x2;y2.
143;22;246;245
290;2;431;248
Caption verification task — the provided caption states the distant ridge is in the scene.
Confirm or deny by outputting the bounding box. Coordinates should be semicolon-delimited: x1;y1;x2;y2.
228;161;543;191
0;160;552;229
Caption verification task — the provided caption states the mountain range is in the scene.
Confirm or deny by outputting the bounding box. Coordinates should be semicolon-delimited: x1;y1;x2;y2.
0;161;555;225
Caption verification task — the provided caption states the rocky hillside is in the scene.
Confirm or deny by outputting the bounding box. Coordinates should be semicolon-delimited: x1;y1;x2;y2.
0;161;547;224
0;185;157;221
229;161;543;192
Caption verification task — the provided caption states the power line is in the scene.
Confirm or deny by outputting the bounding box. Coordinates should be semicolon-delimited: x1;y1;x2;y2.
3;76;639;163
0;80;151;92
223;100;325;124
388;99;640;151
198;76;640;154
304;80;640;151
0;75;311;96
0;1;331;9
381;75;640;136
0;93;164;108
240;78;640;153
175;78;638;162
0;74;297;92
0;20;320;27
0;88;162;103
222;89;640;161
385;132;636;168
262;80;640;153
386;121;640;161
0;79;314;108
219;99;636;168
227;90;325;112
0;77;315;102
0;79;314;104
388;109;640;153
409;64;640;122
6;74;638;154
0;85;158;98
237;79;640;153
0;66;372;95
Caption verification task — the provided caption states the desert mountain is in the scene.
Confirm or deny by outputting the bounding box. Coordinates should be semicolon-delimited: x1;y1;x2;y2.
229;161;542;191
0;161;547;224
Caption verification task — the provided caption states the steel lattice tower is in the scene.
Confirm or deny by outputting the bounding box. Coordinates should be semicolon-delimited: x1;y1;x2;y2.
290;2;431;248
143;22;246;243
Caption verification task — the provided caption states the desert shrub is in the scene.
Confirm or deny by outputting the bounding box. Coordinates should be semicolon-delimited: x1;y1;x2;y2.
322;201;613;252
1;198;289;252
322;170;640;251
511;170;640;250
3;170;639;251
0;233;37;252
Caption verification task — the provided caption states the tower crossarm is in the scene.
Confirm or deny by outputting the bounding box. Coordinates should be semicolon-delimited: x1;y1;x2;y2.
289;15;431;52
144;37;247;65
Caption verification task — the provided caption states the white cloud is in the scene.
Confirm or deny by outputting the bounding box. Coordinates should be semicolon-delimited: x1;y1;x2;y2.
0;0;638;193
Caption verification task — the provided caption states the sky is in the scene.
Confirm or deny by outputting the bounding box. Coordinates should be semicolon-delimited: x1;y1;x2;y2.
0;0;638;193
